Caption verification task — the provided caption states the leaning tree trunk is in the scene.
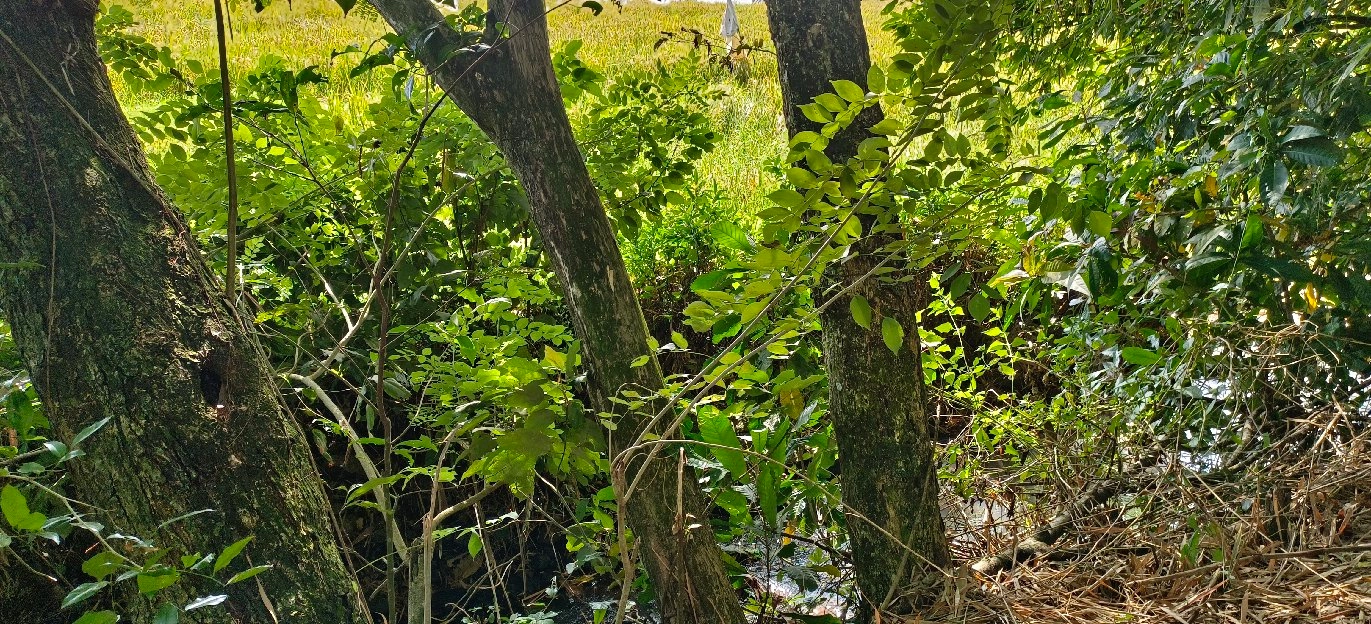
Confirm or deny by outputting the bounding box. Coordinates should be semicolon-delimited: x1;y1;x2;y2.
765;0;951;618
0;3;365;622
366;1;745;622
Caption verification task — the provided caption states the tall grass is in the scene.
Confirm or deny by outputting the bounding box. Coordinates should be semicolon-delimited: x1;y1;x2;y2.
115;0;897;213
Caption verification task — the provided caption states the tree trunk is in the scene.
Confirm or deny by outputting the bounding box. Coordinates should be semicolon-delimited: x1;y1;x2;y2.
764;0;951;617
0;3;365;622
365;2;745;622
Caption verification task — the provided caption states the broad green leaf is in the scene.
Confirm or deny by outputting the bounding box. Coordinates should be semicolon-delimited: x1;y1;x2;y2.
849;295;872;330
1281;125;1323;143
710;222;754;251
690;270;729;292
785;167;818;188
137;568;180;595
62;581;107;609
767;188;804;208
153;603;179;624
870;119;902;136
213;536;253;573
1120;347;1162;366
226;564;272;585
1260;161;1289;204
184;595;227;610
866;64;886;93
346;474;402;503
467;532;482;558
711;313;743;344
1239;213;1264;250
832;79;865;103
1086;211;1112;237
72;612;118;624
1;484;44;531
799;103;833;123
670;331;688;350
1283;137;1342;167
334;0;358;15
947;273;973;300
1086;245;1119;298
750;247;793;270
543;346;566;370
506;383;547;409
697;411;746;477
82;551;122;580
630;355;650;368
968;293;991;322
881;317;904;354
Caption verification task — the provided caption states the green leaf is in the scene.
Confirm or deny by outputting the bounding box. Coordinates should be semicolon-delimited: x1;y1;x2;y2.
346;474;401;503
690;270;729;292
1120;347;1162;366
72;611;119;624
334;0;358;15
506;383;547;409
630;355;650;368
750;247;793;270
880;317;904;354
154;603;180;624
870;118;902;136
82;551;122;580
1239;213;1264;250
226;565;272;585
799;103;833;123
767;188;804;208
1086;245;1119;298
1260;161;1289;204
697;411;746;477
849;295;872;330
63;581;108;609
832;79;865;103
968;293;990;322
1086;211;1112;237
1283;137;1342;167
948;273;973;300
543;346;566;370
710;222;754;251
136;568;180;595
71;417;110;447
670;331;689;350
184;595;227;610
467;531;483;558
1;484;45;531
213;536;253;573
711;313;743;344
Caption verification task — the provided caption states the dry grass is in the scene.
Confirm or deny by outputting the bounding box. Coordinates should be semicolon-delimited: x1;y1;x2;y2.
925;408;1371;624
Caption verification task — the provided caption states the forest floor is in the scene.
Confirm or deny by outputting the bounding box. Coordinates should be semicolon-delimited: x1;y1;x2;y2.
935;408;1371;624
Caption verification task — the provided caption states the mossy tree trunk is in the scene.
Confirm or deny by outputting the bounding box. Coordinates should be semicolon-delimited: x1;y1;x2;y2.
0;3;366;621
764;0;951;618
365;1;745;622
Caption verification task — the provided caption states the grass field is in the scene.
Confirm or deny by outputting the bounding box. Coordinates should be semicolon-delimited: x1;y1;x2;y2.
114;0;898;213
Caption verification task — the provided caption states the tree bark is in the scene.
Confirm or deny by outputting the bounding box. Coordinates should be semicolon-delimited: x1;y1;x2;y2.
0;3;365;622
764;0;951;617
364;1;745;622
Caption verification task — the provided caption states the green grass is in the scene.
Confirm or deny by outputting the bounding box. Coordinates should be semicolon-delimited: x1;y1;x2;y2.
115;0;897;214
